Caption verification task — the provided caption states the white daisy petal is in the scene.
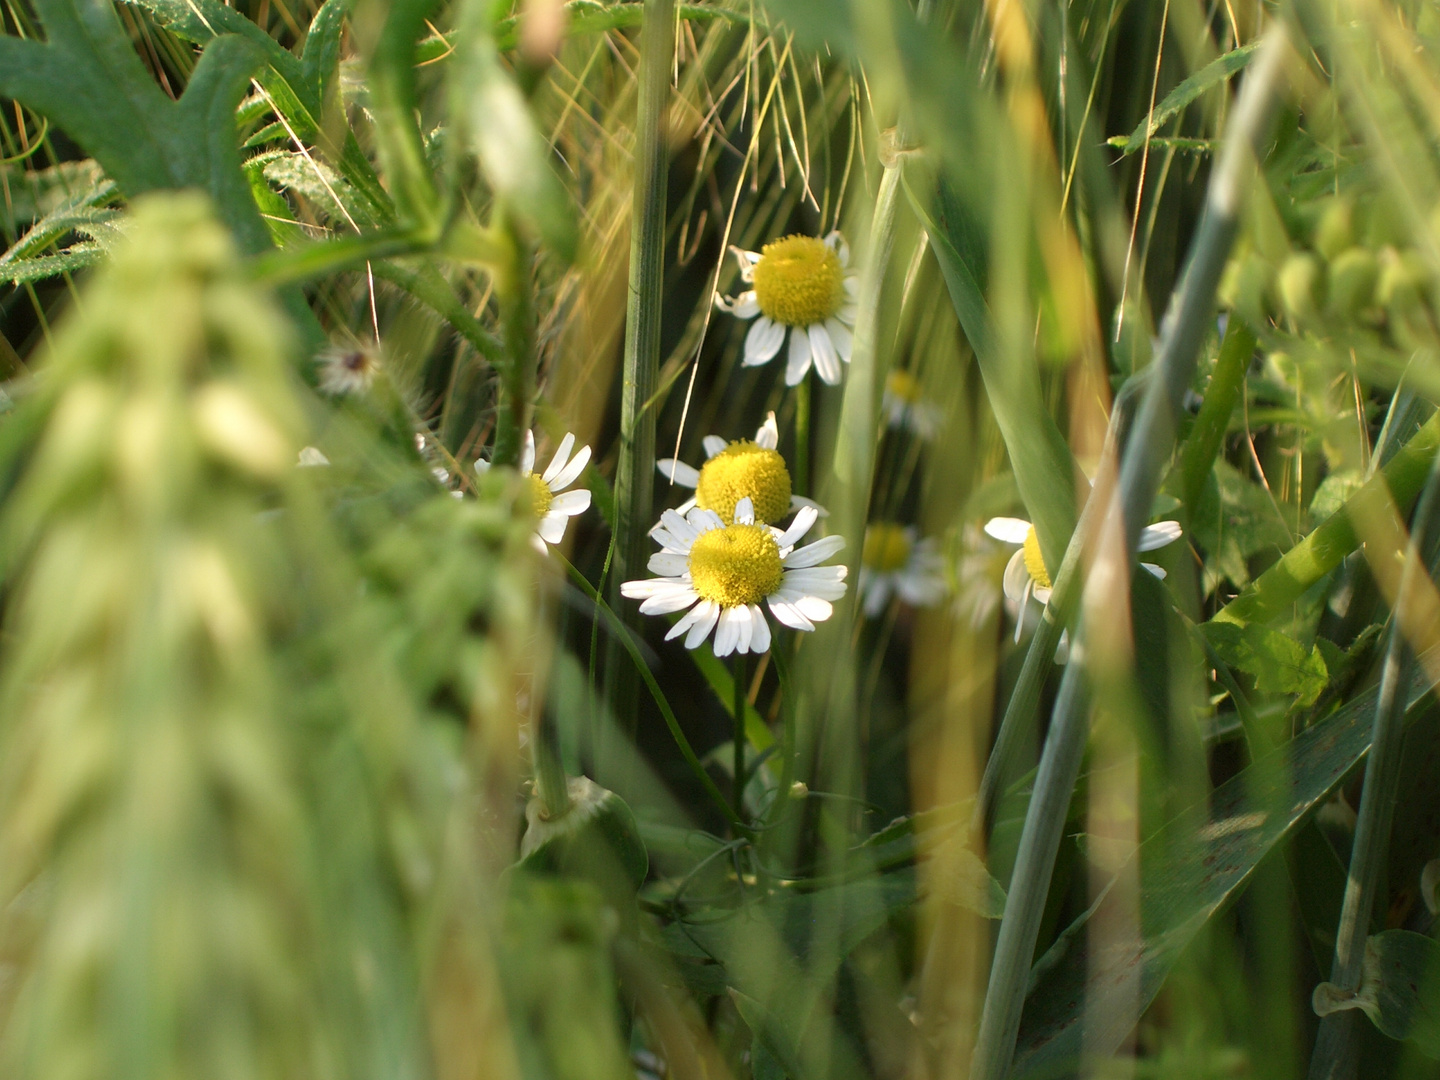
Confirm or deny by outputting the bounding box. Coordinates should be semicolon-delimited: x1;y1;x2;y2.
756;412;779;449
531;533;549;555
667;598;713;642
809;323;842;384
784;534;845;568
749;604;771;654
474;458;491;475
864;576;892;618
549;443;591;491
777;505;819;549
985;517;1033;544
688;507;725;533
843;276;859;300
648;552;690;575
677;495;698;514
734;291;761;318
838;301;858;325
702;436;728;458
790;494;829;517
785;325;813;385
541;433;575;485
658;458;701;487
825;317;853;363
520;430;536;475
768;596;815;631
1141;562;1167;580
1002;549;1031;603
824;230;850;267
622;578;686;599
1138;521;1183;551
713;608;739;657
538;513;569;545
734;497;755;526
1033;585;1052;604
794;596;834;622
550;489;591;517
733;605;753;655
658;508;700;543
640;590;703;616
744;316;786;365
684;600;721;649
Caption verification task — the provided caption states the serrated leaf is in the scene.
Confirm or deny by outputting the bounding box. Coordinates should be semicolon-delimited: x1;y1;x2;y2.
0;245;105;285
1202;620;1329;705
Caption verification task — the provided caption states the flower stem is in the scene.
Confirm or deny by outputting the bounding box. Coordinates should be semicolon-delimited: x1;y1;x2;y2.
732;652;748;825
607;0;673;735
794;378;810;498
490;222;533;467
557;553;753;837
968;28;1289;1080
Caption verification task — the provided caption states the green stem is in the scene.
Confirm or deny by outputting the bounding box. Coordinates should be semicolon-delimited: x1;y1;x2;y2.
607;0;673;729
733;652;748;825
794;377;810;498
557;554;753;837
534;721;573;819
1308;455;1440;1079
491;224;533;467
969;29;1289;1080
770;642;797;809
1176;317;1256;514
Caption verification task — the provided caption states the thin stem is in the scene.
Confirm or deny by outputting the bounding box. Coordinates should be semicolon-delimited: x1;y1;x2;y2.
557;554;753;837
794;378;810;497
491;224;533;467
607;0;673;734
1308;455;1440;1079
968;28;1289;1080
733;652;748;825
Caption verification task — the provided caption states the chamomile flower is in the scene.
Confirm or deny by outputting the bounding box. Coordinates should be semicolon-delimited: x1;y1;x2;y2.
859;523;947;617
715;231;859;385
317;344;381;395
882;370;942;439
620;497;847;657
983;514;1182;641
477;430;592;554
657;411;824;524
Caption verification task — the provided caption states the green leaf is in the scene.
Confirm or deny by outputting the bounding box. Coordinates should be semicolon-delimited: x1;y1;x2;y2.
1110;41;1262;155
1202;621;1329;706
1011;668;1439;1076
1313;930;1440;1058
906;174;1078;575
0;246;105;285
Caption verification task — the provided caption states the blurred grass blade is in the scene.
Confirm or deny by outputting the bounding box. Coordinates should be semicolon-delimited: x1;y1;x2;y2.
969;28;1290;1080
1012;666;1439;1076
1309;455;1440;1079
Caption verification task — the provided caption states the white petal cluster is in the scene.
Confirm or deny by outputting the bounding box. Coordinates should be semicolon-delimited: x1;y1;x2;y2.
477;430;593;554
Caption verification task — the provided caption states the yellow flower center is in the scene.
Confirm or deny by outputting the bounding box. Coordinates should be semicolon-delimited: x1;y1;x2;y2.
1022;526;1051;590
695;441;792;524
885;370;921;403
688;524;784;608
751;235;845;327
862;523;912;573
529;474;554;516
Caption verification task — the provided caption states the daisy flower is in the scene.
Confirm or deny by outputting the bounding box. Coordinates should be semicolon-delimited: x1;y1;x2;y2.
317;344;381;395
620;497;847;657
882;369;942;439
859;523;947;617
657;411;823;525
983;514;1182;640
477;430;592;554
715;231;859;385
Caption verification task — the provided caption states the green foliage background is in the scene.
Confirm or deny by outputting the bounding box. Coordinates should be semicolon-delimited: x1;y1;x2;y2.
4;0;1440;1079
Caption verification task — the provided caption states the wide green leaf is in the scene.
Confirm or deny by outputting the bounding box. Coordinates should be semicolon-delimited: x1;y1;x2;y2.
1314;930;1440;1059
